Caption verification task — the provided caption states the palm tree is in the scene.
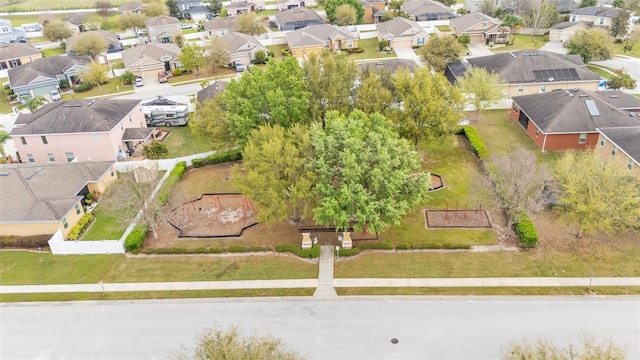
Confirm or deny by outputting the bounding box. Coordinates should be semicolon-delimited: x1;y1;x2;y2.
0;125;10;158
21;95;48;113
501;14;523;44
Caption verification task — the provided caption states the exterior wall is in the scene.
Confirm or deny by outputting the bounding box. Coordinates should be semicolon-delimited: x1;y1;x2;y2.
549;26;585;43
208;28;231;37
0;221;59;236
87;165;119;195
390;37;414;49
505;81;599;97
289;44;325;58
363;6;374;24
12;80;57;98
596;135;640;178
0;52;42;70
59;202;85;238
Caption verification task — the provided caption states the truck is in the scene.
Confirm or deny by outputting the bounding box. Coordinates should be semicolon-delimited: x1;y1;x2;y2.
141;96;189;126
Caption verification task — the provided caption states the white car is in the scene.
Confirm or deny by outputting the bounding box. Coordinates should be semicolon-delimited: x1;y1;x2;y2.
50;89;61;101
135;77;144;87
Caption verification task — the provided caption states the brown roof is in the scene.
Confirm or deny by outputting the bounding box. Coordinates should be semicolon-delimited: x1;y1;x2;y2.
218;32;266;54
204;17;238;31
0;43;40;61
286;24;356;47
122;43;182;68
275;7;324;25
450;11;500;32
376;17;426;38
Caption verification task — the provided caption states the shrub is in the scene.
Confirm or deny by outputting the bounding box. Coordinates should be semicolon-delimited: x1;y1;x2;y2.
120;70;136;85
378;39;388;50
462;126;488;159
344;47;364;54
356;242;393;250
59;79;69;89
281;49;291;57
275;244;320;258
225;246;271;253
73;82;94;93
192;158;204;168
336;248;359;257
172;69;183;76
124;225;148;253
157;161;187;206
0;235;50;248
206;150;242;164
67;214;95;240
515;213;538;248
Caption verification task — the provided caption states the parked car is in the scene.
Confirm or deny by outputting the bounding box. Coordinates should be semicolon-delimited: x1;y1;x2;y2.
181;24;193;29
135;77;144;87
158;72;169;83
50;89;61;101
231;61;245;72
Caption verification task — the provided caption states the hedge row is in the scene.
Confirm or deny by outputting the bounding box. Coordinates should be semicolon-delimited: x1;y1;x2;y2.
191;150;242;168
396;243;471;250
461;126;488;159
124;226;148;253
356;242;394;250
275;244;320;258
515;213;538;248
67;214;95;240
157;161;187;206
0;235;50;248
140;246;271;255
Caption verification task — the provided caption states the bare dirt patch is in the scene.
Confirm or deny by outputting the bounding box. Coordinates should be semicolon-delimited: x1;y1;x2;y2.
425;209;492;228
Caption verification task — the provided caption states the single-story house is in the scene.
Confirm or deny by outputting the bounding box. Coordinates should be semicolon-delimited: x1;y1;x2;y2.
64;13;101;33
218;32;268;65
548;21;590;43
10;99;153;163
376;17;428;50
357;58;419;73
595;126;640;178
0;43;42;70
66;30;124;56
277;0;318;11
446;50;602;97
8;56;90;99
510;89;640;151
204;17;239;37
197;80;228;103
0;19;28;44
145;15;182;43
401;0;455;21
360;0;386;24
449;12;509;44
0;161;118;238
122;43;182;79
275;7;324;31
118;1;145;14
285;24;358;58
183;5;212;21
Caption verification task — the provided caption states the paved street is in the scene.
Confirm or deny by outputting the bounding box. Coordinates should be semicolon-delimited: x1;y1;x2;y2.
592;55;640;94
1;297;638;360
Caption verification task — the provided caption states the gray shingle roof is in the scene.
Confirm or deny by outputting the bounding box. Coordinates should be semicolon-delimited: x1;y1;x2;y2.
376;17;425;38
402;0;453;16
123;127;155;141
118;1;144;11
570;6;621;17
450;11;499;32
10;99;141;135
197;81;227;103
512;89;640;134
204;17;238;31
121;43;181;68
286;24;356;47
218;31;265;54
0;42;40;61
465;50;601;84
8;56;91;88
65;30;121;53
597;127;640;164
144;15;180;27
275;7;324;25
0;161;114;222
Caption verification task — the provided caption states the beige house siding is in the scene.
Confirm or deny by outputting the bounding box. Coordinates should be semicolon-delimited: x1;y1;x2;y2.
596;134;640;178
505;81;599;97
289;45;325;58
0;222;60;236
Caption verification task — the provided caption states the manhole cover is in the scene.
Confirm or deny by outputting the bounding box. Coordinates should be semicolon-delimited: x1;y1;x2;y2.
391;338;399;344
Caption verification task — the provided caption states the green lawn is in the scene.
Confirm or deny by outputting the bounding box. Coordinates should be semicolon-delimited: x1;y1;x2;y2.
81;203;130;240
0;251;318;285
0;77;15;114
267;44;288;60
586;64;613;79
349;38;397;61
612;39;640;58
41;47;66;57
61;79;133;100
436;25;451;32
160;123;217;157
492;34;549;52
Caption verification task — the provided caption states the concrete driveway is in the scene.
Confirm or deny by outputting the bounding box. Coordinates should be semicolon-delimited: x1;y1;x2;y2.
465;43;492;58
394;47;422;66
540;41;568;55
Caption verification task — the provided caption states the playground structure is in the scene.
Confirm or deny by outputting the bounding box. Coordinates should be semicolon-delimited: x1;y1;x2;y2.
425;202;492;228
166;193;258;238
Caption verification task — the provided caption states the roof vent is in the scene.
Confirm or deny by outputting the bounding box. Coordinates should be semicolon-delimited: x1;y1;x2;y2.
0;172;9;176
585;99;600;116
87;99;95;106
572;88;579;92
579;94;588;98
548;77;554;82
63;104;72;107
73;103;82;107
609;95;619;98
631;112;636;117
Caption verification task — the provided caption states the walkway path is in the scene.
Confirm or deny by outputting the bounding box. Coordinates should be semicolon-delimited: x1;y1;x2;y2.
313;246;337;297
1;277;638;295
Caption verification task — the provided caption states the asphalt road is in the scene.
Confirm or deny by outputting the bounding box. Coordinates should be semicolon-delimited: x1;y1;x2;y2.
1;297;638;360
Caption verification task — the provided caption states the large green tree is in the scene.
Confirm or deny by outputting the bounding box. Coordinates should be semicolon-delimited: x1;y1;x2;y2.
355;68;393;115
143;0;169;17
142;140;169;159
303;50;357;125
458;66;505;121
310;110;429;234
166;0;181;18
179;43;205;74
42;19;74;44
334;4;358;25
236;12;267;35
223;57;310;147
80;61;109;92
325;0;365;24
555;149;640;238
389;68;464;148
417;34;463;73
21;95;48;113
234;124;315;224
567;28;614;62
207;38;230;72
70;32;108;60
95;0;113;28
117;13;146;37
609;9;631;39
192;96;233;149
209;0;222;14
500;14;523;43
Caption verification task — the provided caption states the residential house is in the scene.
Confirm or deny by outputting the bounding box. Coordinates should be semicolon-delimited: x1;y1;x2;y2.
10;99;153;164
0;19;27;44
8;56;90;99
277;0;318;11
0;43;42;70
20;23;42;32
595;127;640;177
184;6;212;21
548;21;590;43
568;6;627;28
197;80;228;103
446;50;601;97
285;24;358;58
177;0;204;12
204;17;239;37
122;43;182;79
275;7;325;31
0;161;118;238
145;15;182;43
548;0;579;14
449;12;509;44
118;1;145;14
463;0;508;12
219;32;268;65
401;0;456;21
226;1;260;16
360;0;386;24
66;30;124;56
376;17;428;50
357;58;419;72
64;13;101;33
509;89;640;151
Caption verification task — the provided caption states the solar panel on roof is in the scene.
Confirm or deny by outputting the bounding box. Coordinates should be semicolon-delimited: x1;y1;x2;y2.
585;100;600;116
533;69;580;82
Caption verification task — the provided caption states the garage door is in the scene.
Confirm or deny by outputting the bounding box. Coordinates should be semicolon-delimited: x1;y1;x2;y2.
392;38;413;50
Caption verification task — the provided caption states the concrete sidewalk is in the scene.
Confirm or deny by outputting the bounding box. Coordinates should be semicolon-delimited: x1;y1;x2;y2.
1;277;638;294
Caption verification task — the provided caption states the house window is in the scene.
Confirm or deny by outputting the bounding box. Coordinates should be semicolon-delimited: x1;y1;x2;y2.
62;218;68;229
10;60;21;67
47;153;55;162
417;37;425;45
75;203;81;215
570;15;576;22
518;86;524;92
41;136;48;144
65;152;75;162
20;137;26;145
161;36;171;43
578;133;587;144
129;115;132;122
539;85;546;93
628;159;634;171
347;40;353;48
535;129;539;137
598;17;605;25
600;138;605;147
1;26;9;32
611;145;617;156
26;154;34;162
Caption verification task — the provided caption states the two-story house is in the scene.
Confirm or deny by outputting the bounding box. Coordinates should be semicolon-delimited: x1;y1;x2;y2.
145;15;182;43
0;43;41;71
285;24;358;58
360;0;386;23
0;19;28;44
10;99;153;164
